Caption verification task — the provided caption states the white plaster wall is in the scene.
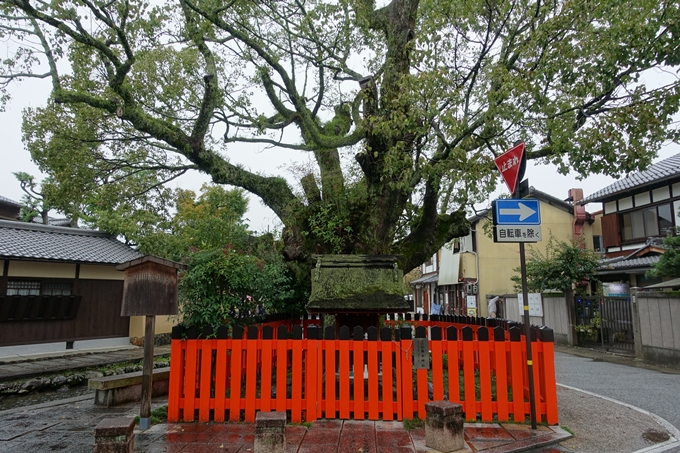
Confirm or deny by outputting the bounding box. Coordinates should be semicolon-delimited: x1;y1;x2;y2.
7;261;76;278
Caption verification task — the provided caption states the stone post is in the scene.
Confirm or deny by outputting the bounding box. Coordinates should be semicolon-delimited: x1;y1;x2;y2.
425;401;465;452
93;417;135;453
254;411;286;453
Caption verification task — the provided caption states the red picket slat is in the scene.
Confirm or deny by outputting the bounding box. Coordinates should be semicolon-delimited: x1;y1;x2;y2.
479;340;493;422
416;368;428;419
214;340;229;422
229;338;243;422
275;337;287;412
531;341;543;422
431;340;444;402
291;339;303;423
183;339;198;422
446;339;461;404
462;339;476;421
353;340;365;420
245;338;258;422
395;340;403;421
324;339;337;419
380;341;394;421
339;339;351;419
260;338;273;413
542;341;559;424
167;339;184;422
400;338;413;420
305;338;318;422
510;340;525;422
198;339;213;422
494;340;510;422
367;340;379;420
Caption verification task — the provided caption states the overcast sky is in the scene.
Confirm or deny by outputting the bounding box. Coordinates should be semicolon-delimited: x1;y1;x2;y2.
1;76;678;233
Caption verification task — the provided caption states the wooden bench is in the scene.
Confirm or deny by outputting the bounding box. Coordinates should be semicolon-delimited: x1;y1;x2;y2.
88;368;170;407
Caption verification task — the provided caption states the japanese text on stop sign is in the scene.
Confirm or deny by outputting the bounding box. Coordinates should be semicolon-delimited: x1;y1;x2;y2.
501;155;520;172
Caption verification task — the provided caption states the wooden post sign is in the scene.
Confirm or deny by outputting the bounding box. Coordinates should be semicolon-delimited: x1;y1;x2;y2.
116;256;183;430
117;256;183;317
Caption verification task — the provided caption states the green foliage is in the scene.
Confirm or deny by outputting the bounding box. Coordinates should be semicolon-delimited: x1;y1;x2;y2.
403;417;425;430
512;234;600;293
135;405;168;426
647;232;680;278
178;245;295;330
12;172;52;224
304;202;354;254
157;185;303;328
22;102;183;245
2;0;680;273
575;311;600;336
149;184;250;260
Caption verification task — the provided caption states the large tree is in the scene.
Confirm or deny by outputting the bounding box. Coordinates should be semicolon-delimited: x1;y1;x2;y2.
1;0;679;272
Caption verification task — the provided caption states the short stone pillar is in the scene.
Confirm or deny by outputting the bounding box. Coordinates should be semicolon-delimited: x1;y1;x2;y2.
93;417;135;453
425;401;465;452
254;411;286;453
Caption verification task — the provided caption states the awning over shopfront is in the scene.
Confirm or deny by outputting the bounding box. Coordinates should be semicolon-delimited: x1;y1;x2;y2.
410;273;439;285
438;252;461;285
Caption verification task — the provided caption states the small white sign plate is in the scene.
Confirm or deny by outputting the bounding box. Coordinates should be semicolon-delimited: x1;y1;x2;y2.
518;293;544;317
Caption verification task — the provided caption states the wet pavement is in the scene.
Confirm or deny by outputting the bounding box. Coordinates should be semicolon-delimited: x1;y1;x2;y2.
0;392;571;453
0;344;678;452
135;419;570;453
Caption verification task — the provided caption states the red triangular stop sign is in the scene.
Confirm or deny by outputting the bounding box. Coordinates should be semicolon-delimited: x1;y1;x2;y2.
494;142;525;194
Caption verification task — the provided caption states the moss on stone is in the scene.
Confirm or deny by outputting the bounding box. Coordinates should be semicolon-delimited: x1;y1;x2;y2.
307;255;408;312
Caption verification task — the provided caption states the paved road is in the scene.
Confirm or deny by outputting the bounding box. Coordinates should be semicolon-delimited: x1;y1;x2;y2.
555;351;680;452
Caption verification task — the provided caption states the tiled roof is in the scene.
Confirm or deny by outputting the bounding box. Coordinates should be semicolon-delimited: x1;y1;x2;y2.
642;277;680;289
0;195;22;207
581;153;680;204
0;220;142;264
30;216;74;227
599;255;659;270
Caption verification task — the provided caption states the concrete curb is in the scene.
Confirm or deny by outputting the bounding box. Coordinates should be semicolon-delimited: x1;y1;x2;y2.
557;383;680;453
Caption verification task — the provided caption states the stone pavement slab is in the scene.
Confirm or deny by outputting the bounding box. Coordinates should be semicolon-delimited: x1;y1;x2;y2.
132;419;570;453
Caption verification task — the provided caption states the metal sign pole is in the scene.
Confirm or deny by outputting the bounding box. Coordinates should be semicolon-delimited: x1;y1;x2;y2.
515;185;537;429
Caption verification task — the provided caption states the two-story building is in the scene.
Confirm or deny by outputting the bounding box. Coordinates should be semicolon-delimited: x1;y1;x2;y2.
580;153;680;291
411;187;599;317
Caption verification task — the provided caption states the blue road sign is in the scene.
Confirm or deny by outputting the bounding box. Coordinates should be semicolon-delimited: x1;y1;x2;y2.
494;199;541;225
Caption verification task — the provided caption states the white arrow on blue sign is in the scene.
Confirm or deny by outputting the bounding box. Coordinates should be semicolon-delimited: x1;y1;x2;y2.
494;199;541;225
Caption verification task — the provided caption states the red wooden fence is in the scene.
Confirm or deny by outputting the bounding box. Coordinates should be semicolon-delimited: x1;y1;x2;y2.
167;320;558;425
